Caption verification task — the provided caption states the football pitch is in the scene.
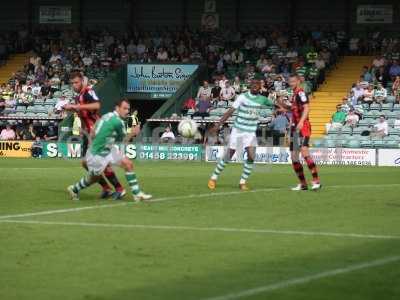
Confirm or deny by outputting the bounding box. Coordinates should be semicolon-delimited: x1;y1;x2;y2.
0;158;399;300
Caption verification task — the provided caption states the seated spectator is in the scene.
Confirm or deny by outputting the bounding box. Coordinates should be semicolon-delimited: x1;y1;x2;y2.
44;125;58;141
232;76;242;94
20;123;37;140
31;136;43;158
361;66;373;83
193;98;211;118
374;83;387;103
156;47;169;62
231;49;244;66
182;97;196;114
341;98;351;113
389;60;400;79
392;76;400;103
219;81;236;106
352;83;365;103
197;81;212;101
362;85;374;105
211;80;221;106
371;115;389;137
345;109;359;127
375;66;390;88
0;124;16;140
160;126;175;143
326;105;347;132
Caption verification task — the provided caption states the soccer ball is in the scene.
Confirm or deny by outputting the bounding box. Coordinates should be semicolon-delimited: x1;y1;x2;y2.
178;119;198;138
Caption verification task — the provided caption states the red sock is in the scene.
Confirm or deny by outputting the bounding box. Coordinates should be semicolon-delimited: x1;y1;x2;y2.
292;161;307;186
104;169;124;192
98;176;112;191
304;156;319;183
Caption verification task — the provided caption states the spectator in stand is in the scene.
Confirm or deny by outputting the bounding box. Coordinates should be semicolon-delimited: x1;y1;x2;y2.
182;97;196;114
389;60;400;79
371;115;389;137
374;83;387;103
372;55;385;68
197;81;212;101
44;125;58;141
193;97;211;118
232;76;242;94
20;123;37;140
211;79;221;107
375;66;390;87
31;136;43;158
361;66;373;83
326;105;347;133
392;76;400;103
341;97;351;113
362;85;374;105
156;47;169;62
0;124;16;140
219;81;236;106
270;111;289;146
160;126;175;143
231;49;244;67
352;83;365;103
345;109;359;127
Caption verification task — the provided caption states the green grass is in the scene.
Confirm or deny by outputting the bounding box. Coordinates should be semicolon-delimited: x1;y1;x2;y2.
0;158;399;300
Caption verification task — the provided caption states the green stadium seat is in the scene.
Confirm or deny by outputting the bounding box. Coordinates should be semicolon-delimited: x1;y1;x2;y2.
389;128;400;136
360;139;373;148
358;119;371;126
370;103;380;111
385;140;400;148
312;139;324;147
393;104;400;111
381;103;393;111
345;139;361;148
386;96;396;103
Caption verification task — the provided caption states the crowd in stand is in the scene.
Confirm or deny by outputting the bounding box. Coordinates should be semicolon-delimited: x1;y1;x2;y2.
0;25;399;146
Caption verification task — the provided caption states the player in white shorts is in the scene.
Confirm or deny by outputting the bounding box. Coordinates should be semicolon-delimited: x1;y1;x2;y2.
208;80;273;190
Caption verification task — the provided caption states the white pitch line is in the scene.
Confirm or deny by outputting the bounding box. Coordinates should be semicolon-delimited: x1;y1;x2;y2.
1;219;399;241
202;255;400;300
0;183;398;221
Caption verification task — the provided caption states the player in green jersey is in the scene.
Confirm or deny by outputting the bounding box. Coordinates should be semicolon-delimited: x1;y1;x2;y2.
67;99;152;201
208;80;273;191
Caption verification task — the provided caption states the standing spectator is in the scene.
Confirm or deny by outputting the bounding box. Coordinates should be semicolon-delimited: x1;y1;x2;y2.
270;111;289;146
232;76;242;94
392;76;400;103
0;124;16;140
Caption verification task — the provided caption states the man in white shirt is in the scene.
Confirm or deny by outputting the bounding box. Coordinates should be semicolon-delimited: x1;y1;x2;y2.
352;84;365;102
160;126;175;143
345;109;359;127
197;81;212;100
372;115;389;137
156;47;168;61
219;81;236;105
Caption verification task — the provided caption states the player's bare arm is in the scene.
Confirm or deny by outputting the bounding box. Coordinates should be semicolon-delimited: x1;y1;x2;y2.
296;103;309;131
64;102;100;112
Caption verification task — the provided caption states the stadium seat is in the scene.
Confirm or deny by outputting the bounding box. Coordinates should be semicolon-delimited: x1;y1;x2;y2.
393;104;400;111
360;139;373;148
358;119;371;126
386;95;396;103
370;103;381;111
345;139;361;148
381;103;393;111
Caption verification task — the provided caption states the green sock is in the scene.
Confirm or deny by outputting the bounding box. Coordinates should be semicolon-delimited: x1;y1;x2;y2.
72;175;92;193
125;171;140;195
240;161;254;184
211;159;228;180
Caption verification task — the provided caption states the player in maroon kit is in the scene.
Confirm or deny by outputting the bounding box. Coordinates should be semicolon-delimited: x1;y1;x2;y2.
65;72;126;199
279;74;321;191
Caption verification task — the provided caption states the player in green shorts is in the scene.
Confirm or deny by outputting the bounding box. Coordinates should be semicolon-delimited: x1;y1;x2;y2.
67;99;152;202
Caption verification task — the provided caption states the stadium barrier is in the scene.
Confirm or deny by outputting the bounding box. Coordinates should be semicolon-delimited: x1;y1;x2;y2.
1;142;399;166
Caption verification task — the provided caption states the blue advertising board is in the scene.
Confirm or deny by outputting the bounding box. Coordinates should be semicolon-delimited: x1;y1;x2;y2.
127;64;198;96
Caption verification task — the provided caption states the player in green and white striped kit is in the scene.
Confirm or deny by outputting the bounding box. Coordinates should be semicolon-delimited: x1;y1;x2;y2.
67;99;152;201
208;80;273;190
